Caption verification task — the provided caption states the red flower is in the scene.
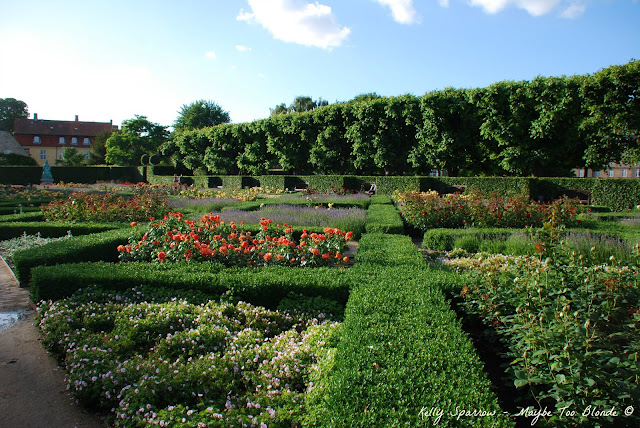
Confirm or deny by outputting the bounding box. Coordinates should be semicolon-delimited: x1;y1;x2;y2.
130;221;138;227
311;248;320;256
157;251;166;261
263;252;272;261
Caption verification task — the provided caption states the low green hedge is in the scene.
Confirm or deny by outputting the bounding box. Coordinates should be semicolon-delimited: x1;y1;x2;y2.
0;221;123;241
355;233;423;266
307;264;513;427
364;204;404;234
0;212;44;223
12;227;135;283
369;194;392;205
30;262;354;305
422;228;519;251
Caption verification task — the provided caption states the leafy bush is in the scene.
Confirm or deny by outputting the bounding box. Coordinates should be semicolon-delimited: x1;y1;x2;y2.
355;233;423;267
42;191;170;222
451;222;640;426
0;221;121;241
396;190;581;230
37;287;340;426
117;212;353;267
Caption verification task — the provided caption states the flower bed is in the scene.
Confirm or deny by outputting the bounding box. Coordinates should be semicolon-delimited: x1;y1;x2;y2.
446;223;640;426
118;212;353;267
395;191;581;230
42;191;170;223
37;285;339;427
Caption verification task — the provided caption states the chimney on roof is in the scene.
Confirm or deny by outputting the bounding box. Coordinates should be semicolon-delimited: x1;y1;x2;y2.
33;113;38;120
75;115;79;122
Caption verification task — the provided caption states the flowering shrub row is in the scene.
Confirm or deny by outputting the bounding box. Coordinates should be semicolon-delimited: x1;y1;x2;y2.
394;190;581;230
37;286;339;427
447;223;640;426
118;212;353;267
42;191;170;223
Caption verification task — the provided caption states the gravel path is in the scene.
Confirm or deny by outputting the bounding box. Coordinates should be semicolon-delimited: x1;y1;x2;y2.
0;256;105;428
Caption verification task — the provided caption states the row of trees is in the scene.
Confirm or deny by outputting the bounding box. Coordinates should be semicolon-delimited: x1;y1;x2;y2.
163;60;639;177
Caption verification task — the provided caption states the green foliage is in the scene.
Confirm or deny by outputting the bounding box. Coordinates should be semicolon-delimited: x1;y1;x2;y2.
364;204;404;234
30;262;353;305
355;233;423;266
308;265;513;427
105;115;169;166
0;153;38;166
55;147;86;166
14;227;133;285
173;99;231;132
87;130;112;165
457;224;640;425
0;97;28;133
269;95;328;116
0;221;119;241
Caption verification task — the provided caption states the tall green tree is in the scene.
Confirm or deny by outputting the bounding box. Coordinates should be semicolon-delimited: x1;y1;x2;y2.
173;100;231;132
0;98;28;133
56;147;86;166
580;60;640;168
269;96;328;116
409;88;489;176
88;130;113;165
105;116;169;165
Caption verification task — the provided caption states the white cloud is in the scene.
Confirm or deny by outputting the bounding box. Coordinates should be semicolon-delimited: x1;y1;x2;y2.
257;72;266;78
560;1;586;18
236;45;252;52
374;0;421;24
438;0;450;6
205;51;217;59
468;0;565;16
237;0;350;50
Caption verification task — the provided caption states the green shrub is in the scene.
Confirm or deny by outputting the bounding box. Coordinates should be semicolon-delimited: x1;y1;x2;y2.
0;212;44;223
30;262;353;305
369;194;392;205
364;204;404;234
13;227;135;284
355;233;423;266
0;221;122;241
306;265;513;427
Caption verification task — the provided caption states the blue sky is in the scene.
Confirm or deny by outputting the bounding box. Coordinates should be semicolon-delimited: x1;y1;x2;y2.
1;0;638;129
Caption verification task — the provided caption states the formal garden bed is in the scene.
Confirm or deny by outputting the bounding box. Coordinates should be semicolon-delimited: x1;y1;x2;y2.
1;183;639;427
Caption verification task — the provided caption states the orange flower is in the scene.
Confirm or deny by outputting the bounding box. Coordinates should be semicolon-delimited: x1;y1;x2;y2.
343;256;349;263
345;231;353;241
130;221;138;227
117;245;125;252
322;253;330;260
157;251;166;261
311;248;320;256
264;252;272;261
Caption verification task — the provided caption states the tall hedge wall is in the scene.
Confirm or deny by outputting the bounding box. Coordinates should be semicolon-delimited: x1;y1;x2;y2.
0;166;144;185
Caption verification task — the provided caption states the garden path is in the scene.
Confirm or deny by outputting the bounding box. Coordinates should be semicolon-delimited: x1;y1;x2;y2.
0;257;105;428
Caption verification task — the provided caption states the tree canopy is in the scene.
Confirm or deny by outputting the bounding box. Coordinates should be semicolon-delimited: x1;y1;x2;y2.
173;100;231;132
270;96;328;116
0;98;28;133
105;116;169;166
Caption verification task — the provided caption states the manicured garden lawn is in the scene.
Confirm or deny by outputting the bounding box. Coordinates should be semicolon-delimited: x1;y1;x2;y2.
2;184;638;427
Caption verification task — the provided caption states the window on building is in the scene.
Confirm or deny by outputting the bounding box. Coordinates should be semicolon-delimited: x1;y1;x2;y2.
71;137;78;145
59;137;65;145
622;169;628;178
33;136;41;144
58;151;64;160
83;150;90;160
578;169;585;178
83;137;90;145
607;169;614;178
636;169;640;178
40;150;46;160
4;149;12;155
594;171;601;178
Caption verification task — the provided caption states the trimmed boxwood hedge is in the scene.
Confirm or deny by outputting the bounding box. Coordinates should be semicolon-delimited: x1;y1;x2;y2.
355;233;423;266
12;227;135;283
0;221;124;241
306;264;513;427
0;212;44;223
422;228;519;252
30;262;354;305
364;204;404;234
